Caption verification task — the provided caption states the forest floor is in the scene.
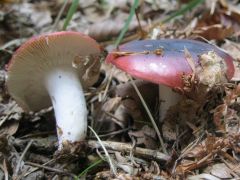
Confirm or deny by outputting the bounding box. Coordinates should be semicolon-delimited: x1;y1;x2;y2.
0;0;240;179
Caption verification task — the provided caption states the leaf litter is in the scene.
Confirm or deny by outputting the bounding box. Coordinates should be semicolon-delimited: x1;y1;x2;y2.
0;0;240;179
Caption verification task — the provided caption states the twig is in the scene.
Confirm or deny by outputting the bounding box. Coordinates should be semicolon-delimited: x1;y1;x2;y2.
25;162;75;177
135;8;145;37
52;0;69;31
128;76;168;154
0;38;26;50
0;159;8;180
88;140;170;162
14;140;33;176
23;159;55;177
96;127;131;138
172;133;205;174
102;67;114;101
220;157;240;178
103;110;126;128
88;126;117;176
19;131;55;139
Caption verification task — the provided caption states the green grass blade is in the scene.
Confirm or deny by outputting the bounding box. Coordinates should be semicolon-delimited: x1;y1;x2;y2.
162;0;205;24
114;0;139;48
76;159;103;178
62;0;79;30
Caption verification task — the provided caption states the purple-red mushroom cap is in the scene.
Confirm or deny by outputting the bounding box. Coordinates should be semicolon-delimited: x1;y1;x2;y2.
106;39;235;89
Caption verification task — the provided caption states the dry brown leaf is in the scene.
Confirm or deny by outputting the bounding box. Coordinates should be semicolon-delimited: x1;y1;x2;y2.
101;63;129;83
183;136;223;160
221;41;240;81
110;80;158;118
212;84;240;133
220;0;240;25
188;173;220;180
177;134;240;175
12;2;52;28
93;97;122;133
128;125;157;149
223;160;240;175
193;24;233;40
0;120;19;136
148;161;160;175
213;104;227;131
87;19;146;41
210;163;232;179
113;103;132;128
83;6;111;23
0;100;22;129
176;159;212;174
194;8;236;40
162;121;177;141
184;143;206;159
0;0;17;3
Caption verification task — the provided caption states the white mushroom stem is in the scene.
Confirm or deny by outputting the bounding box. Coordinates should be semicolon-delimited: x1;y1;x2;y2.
159;85;181;122
45;67;87;149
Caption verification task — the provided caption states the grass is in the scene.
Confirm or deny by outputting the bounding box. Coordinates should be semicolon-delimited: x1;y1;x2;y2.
62;0;79;30
75;159;104;179
162;0;205;23
88;126;117;175
114;0;139;48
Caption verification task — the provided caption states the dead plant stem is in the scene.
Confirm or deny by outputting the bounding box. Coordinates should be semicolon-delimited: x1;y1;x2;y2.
128;75;168;154
25;161;74;177
88;140;170;162
14;140;33;176
52;0;69;31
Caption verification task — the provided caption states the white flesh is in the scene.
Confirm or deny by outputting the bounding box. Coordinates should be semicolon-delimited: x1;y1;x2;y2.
159;85;181;122
45;67;87;149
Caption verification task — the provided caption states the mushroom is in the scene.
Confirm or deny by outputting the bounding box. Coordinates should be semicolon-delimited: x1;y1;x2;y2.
6;31;101;149
106;39;235;121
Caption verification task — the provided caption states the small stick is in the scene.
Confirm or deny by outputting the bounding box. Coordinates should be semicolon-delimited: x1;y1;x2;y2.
135;7;145;37
23;159;55;177
25;162;74;177
102;67;114;101
14;140;33;176
0;159;8;180
97;127;131;138
88;140;170;162
52;0;69;31
220;157;239;178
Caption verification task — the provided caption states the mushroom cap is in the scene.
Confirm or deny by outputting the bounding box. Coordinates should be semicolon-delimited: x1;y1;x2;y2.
106;39;235;89
7;31;101;111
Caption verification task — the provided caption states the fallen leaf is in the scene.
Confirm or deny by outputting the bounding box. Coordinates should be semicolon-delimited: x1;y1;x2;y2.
128;125;158;149
210;163;232;179
87;19;146;41
193;24;234;40
13;2;52;28
188;173;220;180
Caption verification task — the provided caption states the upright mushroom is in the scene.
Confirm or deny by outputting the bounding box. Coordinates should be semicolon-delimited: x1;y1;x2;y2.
106;39;235;121
7;31;101;149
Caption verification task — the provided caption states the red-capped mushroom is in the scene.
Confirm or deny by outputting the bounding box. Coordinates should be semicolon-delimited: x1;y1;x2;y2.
106;39;235;120
7;31;101;149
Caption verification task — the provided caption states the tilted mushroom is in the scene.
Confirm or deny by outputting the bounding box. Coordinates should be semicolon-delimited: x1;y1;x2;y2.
106;39;235;121
7;31;101;149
